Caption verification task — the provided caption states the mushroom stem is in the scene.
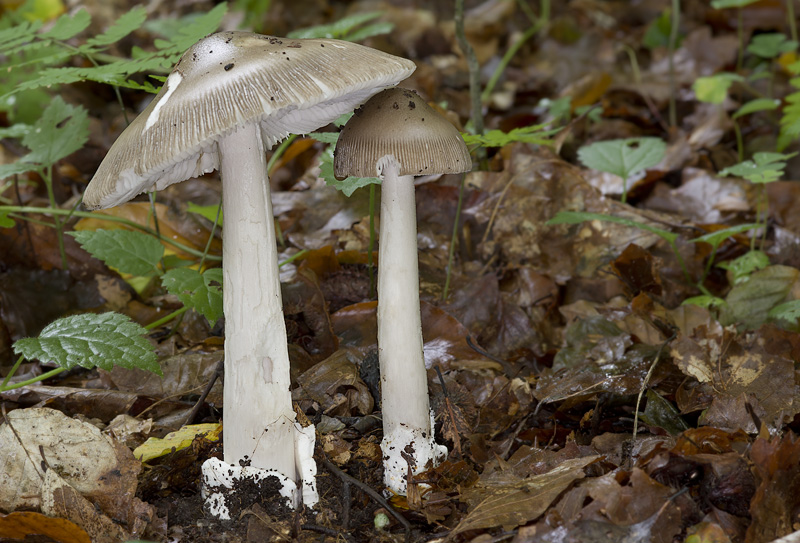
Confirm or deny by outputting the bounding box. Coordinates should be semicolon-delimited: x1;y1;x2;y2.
377;156;444;493
218;123;298;479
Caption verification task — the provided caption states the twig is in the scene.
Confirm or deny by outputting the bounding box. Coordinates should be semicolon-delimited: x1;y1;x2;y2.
454;0;485;162
300;524;354;543
321;456;412;542
184;356;224;426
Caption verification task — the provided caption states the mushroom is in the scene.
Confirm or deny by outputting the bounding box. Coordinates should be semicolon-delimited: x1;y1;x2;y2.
333;87;471;494
83;32;415;515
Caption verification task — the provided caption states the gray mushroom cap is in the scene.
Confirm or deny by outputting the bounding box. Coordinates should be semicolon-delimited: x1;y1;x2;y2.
83;31;416;209
333;87;471;180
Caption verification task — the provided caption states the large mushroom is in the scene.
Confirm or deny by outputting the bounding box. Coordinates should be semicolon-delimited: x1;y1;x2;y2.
333;87;471;494
83;32;415;515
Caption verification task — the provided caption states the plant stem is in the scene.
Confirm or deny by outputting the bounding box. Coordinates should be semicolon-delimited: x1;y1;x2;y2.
41;165;68;270
788;0;798;43
0;205;222;261
668;0;680;128
145;306;190;330
442;173;466;301
0;355;25;389
0;367;66;392
454;0;485;160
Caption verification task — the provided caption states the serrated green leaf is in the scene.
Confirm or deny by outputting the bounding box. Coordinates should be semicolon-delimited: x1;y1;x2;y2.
20;96;88;167
719;152;797;183
546;211;678;244
462;124;555;148
13;312;161;375
0;20;42;53
0;123;30;140
577;137;666;181
70;229;164;276
769;300;800;324
318;145;380;196
39;9;90;40
169;3;227;51
733;98;780;119
162;267;223;324
84;6;146;47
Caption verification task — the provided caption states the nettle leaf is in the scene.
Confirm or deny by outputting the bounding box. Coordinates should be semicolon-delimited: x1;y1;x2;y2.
721;265;800;329
318;145;380;197
162;267;223;324
21;96;88;167
70;229;164;276
84;6;147;47
462;124;555;148
39;9;91;40
577;137;666;181
13;312;161;375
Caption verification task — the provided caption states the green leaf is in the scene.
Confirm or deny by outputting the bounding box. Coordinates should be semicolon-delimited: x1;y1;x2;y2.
691;223;761;250
21;96;88;167
720;265;800;329
462;124;555;148
733;98;780;119
711;0;759;8
719;152;797;184
84;6;147;47
70;229;164;276
769;300;800;325
13;312;161;375
162;267;223;324
186;202;222;225
318;145;380;197
717;250;770;284
639;390;689;436
288;11;385;40
168;3;227;51
746;32;798;59
345;22;395;43
642;9;677;50
692;73;743;104
577;137;666;181
0;210;14;228
0;161;38;181
39;9;91;40
546;211;678;245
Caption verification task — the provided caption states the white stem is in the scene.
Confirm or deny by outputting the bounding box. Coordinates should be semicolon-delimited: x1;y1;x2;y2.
377;157;445;494
218;124;297;478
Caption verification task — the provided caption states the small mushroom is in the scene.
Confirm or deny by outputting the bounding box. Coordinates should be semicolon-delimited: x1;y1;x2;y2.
333;87;471;495
83;32;415;515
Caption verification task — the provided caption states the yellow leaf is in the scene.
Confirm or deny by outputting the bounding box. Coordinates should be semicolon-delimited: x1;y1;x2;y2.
133;423;221;462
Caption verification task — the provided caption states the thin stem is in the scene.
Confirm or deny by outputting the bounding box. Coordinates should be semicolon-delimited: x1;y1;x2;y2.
145;305;190;331
268;134;298;174
788;0;798;43
0;368;66;392
199;202;223;270
0;206;222;261
442;173;466;301
668;0;680;128
455;0;485;161
733;119;744;162
368;183;376;297
41;165;68;269
737;8;745;73
481;0;550;102
1;355;25;389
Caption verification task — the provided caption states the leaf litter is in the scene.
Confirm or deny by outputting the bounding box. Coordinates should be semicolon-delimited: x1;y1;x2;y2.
2;0;800;542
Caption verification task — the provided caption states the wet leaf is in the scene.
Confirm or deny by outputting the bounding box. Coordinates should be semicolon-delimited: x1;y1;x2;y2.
134;423;221;462
640;390;690;436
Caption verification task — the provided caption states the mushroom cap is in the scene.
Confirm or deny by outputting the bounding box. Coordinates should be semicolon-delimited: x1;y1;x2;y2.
84;32;416;209
333;87;471;180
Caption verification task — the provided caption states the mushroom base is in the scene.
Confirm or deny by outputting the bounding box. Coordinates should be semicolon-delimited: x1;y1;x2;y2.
380;411;448;495
201;422;318;518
